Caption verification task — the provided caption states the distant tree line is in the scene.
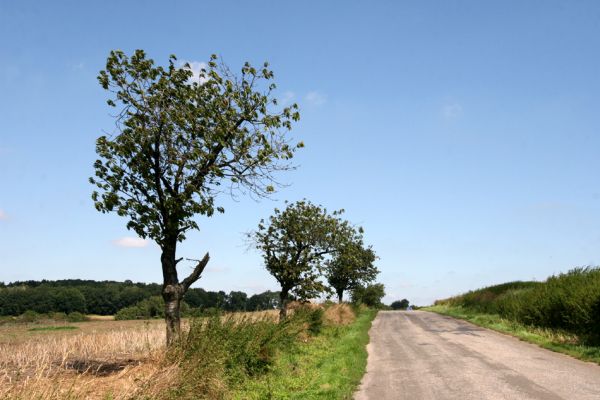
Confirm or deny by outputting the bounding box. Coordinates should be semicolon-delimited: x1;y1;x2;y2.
0;280;281;316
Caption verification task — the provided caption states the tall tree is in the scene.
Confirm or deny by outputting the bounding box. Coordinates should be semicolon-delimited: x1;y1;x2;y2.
91;50;301;344
326;240;378;303
251;200;356;320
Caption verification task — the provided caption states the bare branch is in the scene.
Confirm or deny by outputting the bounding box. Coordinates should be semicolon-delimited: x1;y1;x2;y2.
181;252;210;291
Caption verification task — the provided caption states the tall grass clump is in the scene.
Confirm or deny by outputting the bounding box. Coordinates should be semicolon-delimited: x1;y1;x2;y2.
158;311;312;399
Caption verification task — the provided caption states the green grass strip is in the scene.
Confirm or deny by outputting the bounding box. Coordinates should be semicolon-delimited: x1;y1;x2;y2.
426;305;600;364
28;325;79;332
231;309;377;400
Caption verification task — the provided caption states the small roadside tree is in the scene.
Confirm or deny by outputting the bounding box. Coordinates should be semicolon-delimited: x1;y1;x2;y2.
351;283;386;308
251;200;352;320
391;299;410;310
326;240;378;303
91;50;301;344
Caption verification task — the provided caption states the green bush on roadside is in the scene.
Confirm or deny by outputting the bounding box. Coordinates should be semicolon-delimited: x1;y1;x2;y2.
164;312;307;399
435;267;600;343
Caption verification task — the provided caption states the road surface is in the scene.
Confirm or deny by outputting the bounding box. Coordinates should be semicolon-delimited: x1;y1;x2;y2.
354;311;600;399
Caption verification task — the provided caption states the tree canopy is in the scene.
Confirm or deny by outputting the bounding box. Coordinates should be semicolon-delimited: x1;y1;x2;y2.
326;240;378;302
391;299;410;310
351;283;386;308
91;49;301;343
251;200;367;319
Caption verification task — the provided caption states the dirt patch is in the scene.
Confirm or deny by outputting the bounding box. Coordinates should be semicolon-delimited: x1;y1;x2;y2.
63;358;142;376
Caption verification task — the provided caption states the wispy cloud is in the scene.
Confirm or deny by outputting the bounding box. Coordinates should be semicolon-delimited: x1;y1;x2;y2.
205;265;230;273
70;62;85;71
305;91;327;106
113;237;148;248
441;102;463;119
280;91;295;106
180;60;208;84
0;209;7;220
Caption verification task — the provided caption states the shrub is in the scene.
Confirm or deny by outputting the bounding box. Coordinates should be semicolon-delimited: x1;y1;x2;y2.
18;310;40;323
116;296;191;320
438;267;600;342
66;311;87;322
164;312;308;399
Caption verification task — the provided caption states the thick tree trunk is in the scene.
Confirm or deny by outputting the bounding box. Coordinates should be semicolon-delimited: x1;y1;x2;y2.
161;240;181;346
337;289;344;303
163;284;183;346
161;238;210;346
279;289;289;322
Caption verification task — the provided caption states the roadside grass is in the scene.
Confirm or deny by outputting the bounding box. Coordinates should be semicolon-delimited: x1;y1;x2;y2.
230;307;377;400
1;307;376;399
28;326;79;332
426;304;600;364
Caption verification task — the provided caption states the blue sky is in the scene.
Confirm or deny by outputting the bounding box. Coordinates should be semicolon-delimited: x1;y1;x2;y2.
1;1;600;305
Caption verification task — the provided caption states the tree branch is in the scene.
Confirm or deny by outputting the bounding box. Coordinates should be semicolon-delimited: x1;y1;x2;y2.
181;252;210;291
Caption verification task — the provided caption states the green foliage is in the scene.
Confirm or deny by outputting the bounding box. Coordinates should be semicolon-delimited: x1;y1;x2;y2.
115;296;172;320
91;49;302;343
18;310;40;323
66;311;87;322
434;267;600;343
326;239;379;302
0;280;279;316
91;50;301;245
246;290;281;311
165;311;312;399
428;304;600;365
391;299;410;310
252;200;367;315
294;306;325;335
351;283;386;308
230;308;377;399
0;279;161;315
28;326;79;332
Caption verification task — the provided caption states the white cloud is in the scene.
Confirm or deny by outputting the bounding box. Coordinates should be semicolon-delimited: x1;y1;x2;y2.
0;209;6;220
305;91;327;106
180;60;208;84
113;237;148;248
442;102;463;119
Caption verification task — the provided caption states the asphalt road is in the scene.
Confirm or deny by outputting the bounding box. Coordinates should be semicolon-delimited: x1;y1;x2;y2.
354;310;600;400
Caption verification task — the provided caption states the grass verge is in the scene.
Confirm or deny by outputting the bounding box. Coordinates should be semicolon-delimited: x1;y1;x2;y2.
230;308;377;400
426;304;600;364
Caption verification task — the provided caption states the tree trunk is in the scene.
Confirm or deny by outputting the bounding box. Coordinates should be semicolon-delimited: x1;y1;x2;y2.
337;289;344;304
279;289;289;322
161;240;181;346
163;284;183;346
161;237;210;346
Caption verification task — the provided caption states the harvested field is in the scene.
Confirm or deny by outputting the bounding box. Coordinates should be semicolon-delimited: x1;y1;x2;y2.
0;311;281;399
0;319;166;399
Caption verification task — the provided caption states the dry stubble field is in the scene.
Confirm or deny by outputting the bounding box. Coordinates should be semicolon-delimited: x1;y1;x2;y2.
0;311;279;399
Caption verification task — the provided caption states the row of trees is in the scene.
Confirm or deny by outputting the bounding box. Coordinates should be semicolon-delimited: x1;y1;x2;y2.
251;200;379;319
0;281;282;316
91;50;382;343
